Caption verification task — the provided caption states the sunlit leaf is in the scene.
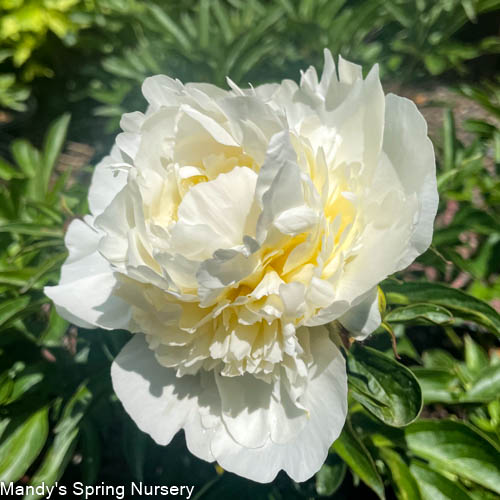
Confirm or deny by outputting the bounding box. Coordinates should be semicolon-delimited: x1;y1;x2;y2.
0;406;49;483
347;344;422;427
406;420;500;494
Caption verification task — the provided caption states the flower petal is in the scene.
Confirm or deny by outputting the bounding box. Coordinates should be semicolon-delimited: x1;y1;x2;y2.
88;146;128;217
210;326;347;483
44;219;130;329
111;334;213;462
383;93;438;269
338;286;381;339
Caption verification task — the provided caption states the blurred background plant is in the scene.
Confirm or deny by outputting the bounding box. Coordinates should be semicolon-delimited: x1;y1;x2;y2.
0;0;499;499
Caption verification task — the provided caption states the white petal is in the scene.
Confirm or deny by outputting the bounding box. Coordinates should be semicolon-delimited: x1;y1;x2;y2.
383;94;438;269
180;104;239;147
255;130;299;205
178;167;258;246
338;286;381;339
215;372;274;449
142;75;184;108
111;334;213;460
44;219;130;329
274;206;319;235
210;326;347;483
88;146;128;217
338;55;362;84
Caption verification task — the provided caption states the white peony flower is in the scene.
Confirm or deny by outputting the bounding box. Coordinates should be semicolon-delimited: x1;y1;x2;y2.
45;50;437;483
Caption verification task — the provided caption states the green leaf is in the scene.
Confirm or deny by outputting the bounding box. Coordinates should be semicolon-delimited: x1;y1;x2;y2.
422;349;458;372
26;384;93;500
0;407;49;483
382;282;500;335
464;336;489;375
315;453;346;497
410;461;473;500
0;372;13;405
424;54;448;75
379;448;421;500
123;419;148;482
385;303;453;325
41;113;70;197
55;383;92;435
347;344;422;427
411;368;462;404
147;4;192;52
0;157;23;181
198;0;210;49
405;420;500;494
333;420;385;499
463;364;500;402
0;269;38;288
80;420;101;486
443;108;456;172
25;427;79;500
11;139;39;178
0;223;63;238
38;307;68;346
212;0;233;43
7;366;44;404
0;296;30;329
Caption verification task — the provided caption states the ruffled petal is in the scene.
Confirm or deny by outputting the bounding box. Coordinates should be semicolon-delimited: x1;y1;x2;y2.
210;326;347;483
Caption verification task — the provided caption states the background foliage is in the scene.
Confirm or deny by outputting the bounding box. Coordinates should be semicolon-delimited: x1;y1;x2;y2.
0;0;499;499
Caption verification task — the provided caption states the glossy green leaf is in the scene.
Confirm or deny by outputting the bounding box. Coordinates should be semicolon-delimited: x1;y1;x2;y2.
26;384;93;499
347;344;422;427
385;303;453;325
410;461;473;500
25;427;79;500
0;406;49;483
315;453;346;497
7;366;44;404
333;421;385;499
383;282;500;335
406;420;500;494
379;448;421;500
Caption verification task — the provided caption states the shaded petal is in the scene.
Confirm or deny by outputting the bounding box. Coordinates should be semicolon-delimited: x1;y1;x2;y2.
88;146;128;217
111;334;213;461
338;286;381;339
210;326;347;483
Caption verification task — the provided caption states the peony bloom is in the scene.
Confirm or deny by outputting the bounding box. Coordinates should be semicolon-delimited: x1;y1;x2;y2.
45;50;437;483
